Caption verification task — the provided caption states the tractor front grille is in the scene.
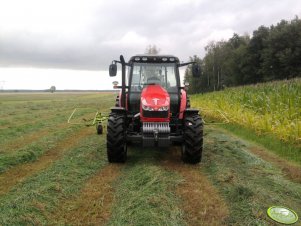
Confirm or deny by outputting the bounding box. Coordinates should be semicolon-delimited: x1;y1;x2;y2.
142;110;168;118
142;122;170;134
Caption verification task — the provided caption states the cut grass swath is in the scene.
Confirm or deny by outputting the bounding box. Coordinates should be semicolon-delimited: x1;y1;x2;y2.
0;132;107;225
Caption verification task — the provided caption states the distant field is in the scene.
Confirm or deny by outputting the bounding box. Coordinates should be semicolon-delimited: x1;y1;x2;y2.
0;92;301;225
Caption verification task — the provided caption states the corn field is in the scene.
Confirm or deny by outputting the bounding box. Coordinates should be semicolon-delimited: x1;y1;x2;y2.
192;78;301;145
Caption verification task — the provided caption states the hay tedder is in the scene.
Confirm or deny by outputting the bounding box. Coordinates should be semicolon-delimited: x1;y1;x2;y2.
105;54;203;164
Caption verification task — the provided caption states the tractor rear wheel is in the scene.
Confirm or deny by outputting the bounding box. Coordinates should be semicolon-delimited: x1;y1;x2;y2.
181;114;203;164
107;113;127;163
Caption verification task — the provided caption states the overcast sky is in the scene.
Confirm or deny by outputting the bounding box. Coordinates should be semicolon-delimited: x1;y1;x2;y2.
0;0;301;90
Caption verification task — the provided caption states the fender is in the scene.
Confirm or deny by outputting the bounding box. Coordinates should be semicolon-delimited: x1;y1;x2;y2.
179;89;187;119
183;108;199;118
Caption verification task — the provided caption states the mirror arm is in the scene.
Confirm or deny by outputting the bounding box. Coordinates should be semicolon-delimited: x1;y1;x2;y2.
113;60;131;67
178;62;196;67
114;86;129;89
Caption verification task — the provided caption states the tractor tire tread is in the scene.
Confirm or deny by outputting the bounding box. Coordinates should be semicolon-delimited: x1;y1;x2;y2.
107;113;127;163
182;114;203;164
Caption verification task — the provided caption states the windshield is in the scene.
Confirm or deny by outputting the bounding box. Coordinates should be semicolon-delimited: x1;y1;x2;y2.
130;63;178;92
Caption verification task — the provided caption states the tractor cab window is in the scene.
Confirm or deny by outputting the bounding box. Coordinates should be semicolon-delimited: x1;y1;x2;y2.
130;63;178;92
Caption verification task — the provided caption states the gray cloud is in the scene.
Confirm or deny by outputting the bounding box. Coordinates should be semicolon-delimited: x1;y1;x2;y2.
0;0;300;70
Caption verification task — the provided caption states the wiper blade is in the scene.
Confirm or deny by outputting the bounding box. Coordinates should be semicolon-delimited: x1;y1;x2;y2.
142;83;157;85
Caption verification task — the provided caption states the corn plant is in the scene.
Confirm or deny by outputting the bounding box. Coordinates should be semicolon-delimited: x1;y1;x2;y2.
192;78;301;145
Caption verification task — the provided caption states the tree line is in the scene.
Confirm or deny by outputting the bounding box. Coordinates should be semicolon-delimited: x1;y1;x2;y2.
185;16;301;93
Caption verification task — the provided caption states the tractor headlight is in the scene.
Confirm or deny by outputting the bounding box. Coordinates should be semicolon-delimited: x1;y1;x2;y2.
142;104;154;111
158;106;169;111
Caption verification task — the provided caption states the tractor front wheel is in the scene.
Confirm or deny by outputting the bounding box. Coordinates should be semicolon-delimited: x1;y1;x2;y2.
107;113;127;163
181;114;203;164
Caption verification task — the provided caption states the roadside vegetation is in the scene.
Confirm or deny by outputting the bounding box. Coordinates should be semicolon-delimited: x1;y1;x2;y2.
192;78;301;163
183;17;301;167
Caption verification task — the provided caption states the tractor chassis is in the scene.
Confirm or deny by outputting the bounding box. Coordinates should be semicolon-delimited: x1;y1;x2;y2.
110;107;198;147
126;133;183;147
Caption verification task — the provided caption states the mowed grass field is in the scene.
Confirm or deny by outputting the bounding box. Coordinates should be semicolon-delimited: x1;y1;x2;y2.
0;92;301;225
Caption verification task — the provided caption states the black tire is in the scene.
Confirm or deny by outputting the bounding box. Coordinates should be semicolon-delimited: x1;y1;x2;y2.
181;114;203;164
107;113;127;163
96;123;103;134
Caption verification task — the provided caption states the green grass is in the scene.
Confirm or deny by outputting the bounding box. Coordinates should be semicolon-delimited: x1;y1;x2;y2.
0;92;117;225
0;132;107;225
1;91;301;225
202;126;301;225
0;125;81;172
192;78;301;165
0;93;113;141
218;123;301;164
0;142;186;225
0;92;115;172
192;78;301;145
108;148;185;226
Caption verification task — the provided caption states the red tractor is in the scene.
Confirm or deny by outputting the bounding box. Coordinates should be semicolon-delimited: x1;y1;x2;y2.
107;55;203;163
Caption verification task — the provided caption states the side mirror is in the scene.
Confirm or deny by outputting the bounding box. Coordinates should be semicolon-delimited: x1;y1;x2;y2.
109;63;117;77
192;64;201;77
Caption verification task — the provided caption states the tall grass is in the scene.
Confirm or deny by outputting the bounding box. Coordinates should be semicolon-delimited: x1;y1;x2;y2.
192;78;301;145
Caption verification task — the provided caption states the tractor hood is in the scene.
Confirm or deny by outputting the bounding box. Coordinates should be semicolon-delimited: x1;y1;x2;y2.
140;85;170;122
141;84;170;110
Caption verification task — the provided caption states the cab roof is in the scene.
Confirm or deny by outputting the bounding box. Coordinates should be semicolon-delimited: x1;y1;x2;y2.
129;54;180;64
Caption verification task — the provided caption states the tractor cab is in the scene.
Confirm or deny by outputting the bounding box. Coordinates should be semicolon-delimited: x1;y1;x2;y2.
127;55;181;116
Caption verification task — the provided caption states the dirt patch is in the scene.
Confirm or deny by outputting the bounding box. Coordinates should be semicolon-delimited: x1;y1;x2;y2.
161;148;229;226
249;146;301;183
0;127;94;196
53;164;122;225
